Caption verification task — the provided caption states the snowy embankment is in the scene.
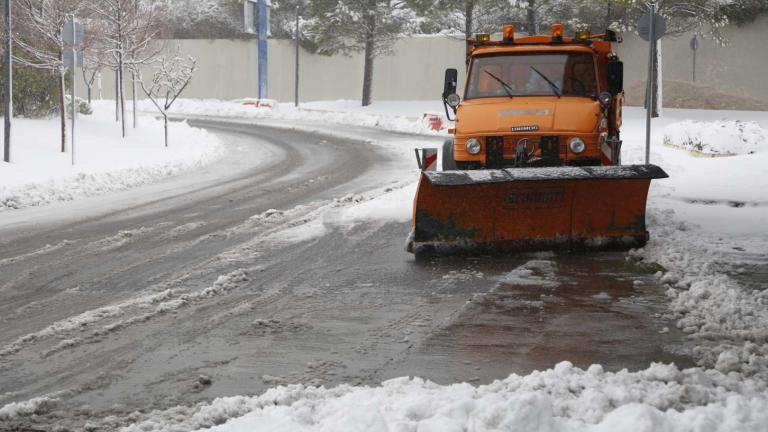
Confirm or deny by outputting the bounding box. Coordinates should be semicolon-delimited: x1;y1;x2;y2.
620;108;768;383
138;98;450;136
0;104;223;211
117;362;768;432
663;120;767;156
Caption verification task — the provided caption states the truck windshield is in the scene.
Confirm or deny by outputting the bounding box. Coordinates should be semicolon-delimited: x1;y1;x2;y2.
466;53;597;99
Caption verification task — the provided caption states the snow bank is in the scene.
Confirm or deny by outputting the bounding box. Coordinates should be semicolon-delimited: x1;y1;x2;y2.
630;208;768;379
140;99;451;136
0;396;57;419
663;120;767;155
0;104;223;211
118;362;768;432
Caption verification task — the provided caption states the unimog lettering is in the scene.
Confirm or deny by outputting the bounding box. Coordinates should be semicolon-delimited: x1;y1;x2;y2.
505;188;566;208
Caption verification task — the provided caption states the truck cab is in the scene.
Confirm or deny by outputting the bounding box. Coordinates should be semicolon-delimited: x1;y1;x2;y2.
442;25;625;170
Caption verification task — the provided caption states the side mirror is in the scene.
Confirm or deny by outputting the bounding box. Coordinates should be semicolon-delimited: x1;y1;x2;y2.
442;68;458;99
607;60;623;94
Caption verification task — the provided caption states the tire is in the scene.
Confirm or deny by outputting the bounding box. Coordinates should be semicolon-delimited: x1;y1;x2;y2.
442;139;457;171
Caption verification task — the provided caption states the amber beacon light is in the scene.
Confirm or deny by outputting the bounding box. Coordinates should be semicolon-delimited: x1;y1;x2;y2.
551;23;564;40
503;24;515;42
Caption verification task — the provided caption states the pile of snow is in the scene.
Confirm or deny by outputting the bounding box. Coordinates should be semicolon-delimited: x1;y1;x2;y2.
116;362;768;432
630;208;768;379
0;396;57;420
663;120;767;155
0;104;223;211
139;99;451;136
498;259;560;288
613;108;768;380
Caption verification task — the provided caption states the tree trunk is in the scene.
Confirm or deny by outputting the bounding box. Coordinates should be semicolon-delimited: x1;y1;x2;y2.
526;0;538;35
59;69;66;153
118;56;126;137
653;39;662;118
115;68;119;122
83;70;92;104
464;0;474;38
131;71;137;128
164;113;168;148
361;9;376;107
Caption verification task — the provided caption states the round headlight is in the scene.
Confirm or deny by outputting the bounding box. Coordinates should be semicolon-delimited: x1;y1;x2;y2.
466;138;481;155
569;137;586;154
446;93;461;108
599;92;613;108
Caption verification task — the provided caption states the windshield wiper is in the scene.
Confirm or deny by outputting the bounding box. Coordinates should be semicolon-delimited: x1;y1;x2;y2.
530;66;562;98
483;70;515;99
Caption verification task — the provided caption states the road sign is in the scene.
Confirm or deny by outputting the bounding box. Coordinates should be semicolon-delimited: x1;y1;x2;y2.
690;35;699;51
63;50;83;69
637;12;666;42
63;19;84;46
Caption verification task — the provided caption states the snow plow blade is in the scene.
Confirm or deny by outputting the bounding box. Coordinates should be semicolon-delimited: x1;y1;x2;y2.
408;165;668;255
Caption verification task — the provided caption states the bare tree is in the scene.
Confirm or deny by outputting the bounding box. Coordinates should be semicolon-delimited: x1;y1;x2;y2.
14;0;90;152
138;52;196;148
88;0;165;137
81;63;101;104
80;18;111;105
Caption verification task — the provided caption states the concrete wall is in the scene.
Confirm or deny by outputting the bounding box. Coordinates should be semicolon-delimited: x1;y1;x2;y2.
621;15;768;100
98;16;768;103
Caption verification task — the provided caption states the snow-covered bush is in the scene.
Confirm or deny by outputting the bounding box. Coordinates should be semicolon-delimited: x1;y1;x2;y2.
663;120;767;155
64;96;93;116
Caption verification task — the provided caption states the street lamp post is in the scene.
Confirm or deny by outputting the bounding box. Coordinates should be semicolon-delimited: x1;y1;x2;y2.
257;0;268;100
294;4;299;107
3;0;12;163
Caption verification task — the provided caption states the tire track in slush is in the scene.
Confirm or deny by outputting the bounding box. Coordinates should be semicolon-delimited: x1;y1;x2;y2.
0;178;411;362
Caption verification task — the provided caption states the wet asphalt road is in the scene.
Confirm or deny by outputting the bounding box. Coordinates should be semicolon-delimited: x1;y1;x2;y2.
0;119;691;430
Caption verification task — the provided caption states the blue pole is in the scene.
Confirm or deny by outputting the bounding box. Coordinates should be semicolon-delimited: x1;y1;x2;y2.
257;0;268;99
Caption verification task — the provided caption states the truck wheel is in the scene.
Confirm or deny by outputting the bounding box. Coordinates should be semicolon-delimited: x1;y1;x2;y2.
442;139;457;171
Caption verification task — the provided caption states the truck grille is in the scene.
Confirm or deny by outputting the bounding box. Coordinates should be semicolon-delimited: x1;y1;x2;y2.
485;136;561;166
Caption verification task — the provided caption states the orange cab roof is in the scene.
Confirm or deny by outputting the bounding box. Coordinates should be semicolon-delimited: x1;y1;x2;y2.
470;44;596;56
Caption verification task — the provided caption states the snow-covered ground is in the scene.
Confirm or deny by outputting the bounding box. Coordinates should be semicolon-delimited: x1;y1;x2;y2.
137;100;768;432
663;120;767;156
3;100;767;431
115;362;768;432
0;103;223;211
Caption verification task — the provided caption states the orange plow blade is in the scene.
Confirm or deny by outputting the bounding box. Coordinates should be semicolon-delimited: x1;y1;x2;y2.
408;165;668;255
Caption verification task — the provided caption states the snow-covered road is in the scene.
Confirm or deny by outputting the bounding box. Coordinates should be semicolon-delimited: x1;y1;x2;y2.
0;114;766;431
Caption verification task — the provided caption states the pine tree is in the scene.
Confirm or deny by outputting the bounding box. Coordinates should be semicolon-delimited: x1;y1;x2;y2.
304;0;418;106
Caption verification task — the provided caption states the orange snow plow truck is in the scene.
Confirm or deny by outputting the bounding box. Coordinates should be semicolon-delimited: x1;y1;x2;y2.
407;24;668;255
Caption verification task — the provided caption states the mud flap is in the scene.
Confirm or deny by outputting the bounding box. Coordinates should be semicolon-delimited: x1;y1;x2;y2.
410;165;668;254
